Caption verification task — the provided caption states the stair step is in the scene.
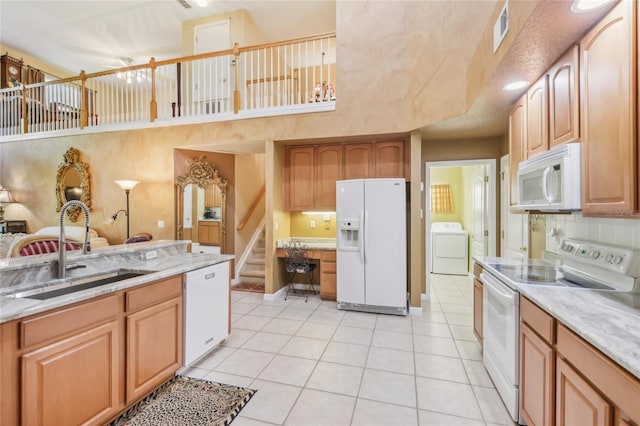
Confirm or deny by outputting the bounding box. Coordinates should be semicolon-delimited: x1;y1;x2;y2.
237;276;265;284
239;270;265;278
253;247;265;254
247;258;265;265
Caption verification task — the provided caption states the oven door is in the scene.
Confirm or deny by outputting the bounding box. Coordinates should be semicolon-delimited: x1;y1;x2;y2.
481;271;520;422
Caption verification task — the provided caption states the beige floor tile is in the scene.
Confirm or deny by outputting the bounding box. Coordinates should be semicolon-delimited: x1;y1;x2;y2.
473;385;514;425
250;304;286;318
317;300;339;311
441;303;474;314
375;315;413;334
333;325;374;346
192;345;236;370
296;321;337;340
232;416;275;426
413;335;459;357
221;329;256;348
371;330;413;351
179;366;208;379
412;320;452;338
306;361;364;396
284;388;356;426
308;309;346;325
280;336;328;360
277;307;314;321
366;347;415;375
258;354;317;387
231;313;245;323
340;311;378;329
239;379;302;424
358;369;416;408
445;312;474;327
202;371;254;388
462;360;494;388
214;348;274;378
288;297;322;310
351;398;418;426
414;353;468;383
232;302;260;314
449;325;477;341
231;291;250;303
321;341;370;367
415;377;482;420
233;314;272;331
418;410;485;426
413;310;448;324
239;293;267;304
455;340;483;361
241;331;291;353
262;318;304;335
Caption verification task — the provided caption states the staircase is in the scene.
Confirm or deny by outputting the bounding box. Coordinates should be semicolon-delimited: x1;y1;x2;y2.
237;229;266;284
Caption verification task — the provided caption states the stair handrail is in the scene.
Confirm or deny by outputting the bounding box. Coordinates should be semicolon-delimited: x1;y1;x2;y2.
237;186;265;231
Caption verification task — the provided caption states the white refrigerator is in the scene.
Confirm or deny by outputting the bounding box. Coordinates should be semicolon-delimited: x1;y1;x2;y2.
336;178;407;315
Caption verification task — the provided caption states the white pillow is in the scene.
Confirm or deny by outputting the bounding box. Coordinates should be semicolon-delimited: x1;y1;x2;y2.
34;226;98;239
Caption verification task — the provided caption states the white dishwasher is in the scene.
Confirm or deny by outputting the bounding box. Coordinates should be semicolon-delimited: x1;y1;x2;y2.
183;262;230;367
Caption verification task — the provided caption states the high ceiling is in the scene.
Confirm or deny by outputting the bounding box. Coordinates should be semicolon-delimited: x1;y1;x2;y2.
0;0;336;75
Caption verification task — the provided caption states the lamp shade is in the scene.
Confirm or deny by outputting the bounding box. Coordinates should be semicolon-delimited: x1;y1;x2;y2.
0;187;16;204
114;180;139;191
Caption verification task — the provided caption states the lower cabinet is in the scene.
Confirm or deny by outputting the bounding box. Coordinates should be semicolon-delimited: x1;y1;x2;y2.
320;251;337;300
472;263;483;344
198;220;220;246
22;321;120;426
520;322;554;426
556;356;612;426
0;275;185;425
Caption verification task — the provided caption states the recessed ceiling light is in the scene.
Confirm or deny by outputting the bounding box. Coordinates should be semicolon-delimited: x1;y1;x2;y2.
195;0;208;7
502;80;529;91
570;0;612;13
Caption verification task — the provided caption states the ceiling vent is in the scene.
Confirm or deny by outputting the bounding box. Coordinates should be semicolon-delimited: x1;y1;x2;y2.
176;0;192;9
493;0;509;52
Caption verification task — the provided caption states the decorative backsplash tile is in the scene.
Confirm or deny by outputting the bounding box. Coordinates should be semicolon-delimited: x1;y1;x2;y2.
546;213;640;253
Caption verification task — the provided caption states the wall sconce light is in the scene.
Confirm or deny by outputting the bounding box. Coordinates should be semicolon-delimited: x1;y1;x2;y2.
0;185;17;222
108;180;139;239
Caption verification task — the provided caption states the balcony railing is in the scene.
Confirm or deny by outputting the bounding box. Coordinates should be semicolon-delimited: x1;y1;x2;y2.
0;32;336;138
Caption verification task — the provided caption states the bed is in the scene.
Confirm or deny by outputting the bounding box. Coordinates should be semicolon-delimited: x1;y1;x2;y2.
0;226;110;258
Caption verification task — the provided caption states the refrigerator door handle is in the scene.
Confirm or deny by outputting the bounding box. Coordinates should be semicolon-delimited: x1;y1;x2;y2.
360;209;365;265
364;209;369;265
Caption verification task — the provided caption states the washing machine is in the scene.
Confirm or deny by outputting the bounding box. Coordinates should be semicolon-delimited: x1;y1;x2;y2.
430;222;469;275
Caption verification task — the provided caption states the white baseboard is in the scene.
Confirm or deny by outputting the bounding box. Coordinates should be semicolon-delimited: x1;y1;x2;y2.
263;286;287;301
409;306;423;315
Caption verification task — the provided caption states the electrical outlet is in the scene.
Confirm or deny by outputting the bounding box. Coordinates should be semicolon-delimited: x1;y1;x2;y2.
323;213;331;221
144;250;157;260
310;220;316;229
157;220;165;228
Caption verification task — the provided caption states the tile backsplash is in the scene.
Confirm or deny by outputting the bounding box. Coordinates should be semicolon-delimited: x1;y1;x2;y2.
545;213;640;253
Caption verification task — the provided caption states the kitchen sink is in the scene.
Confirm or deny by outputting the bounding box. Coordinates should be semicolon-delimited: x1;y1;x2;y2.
9;269;152;300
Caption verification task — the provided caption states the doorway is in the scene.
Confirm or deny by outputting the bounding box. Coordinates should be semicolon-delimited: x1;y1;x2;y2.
424;159;497;300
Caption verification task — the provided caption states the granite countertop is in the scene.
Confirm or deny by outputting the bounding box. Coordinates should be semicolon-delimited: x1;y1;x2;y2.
276;237;336;249
473;256;640;380
0;243;234;324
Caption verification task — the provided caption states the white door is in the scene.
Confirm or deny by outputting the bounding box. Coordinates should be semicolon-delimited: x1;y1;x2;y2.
471;166;488;258
193;20;231;108
500;155;528;259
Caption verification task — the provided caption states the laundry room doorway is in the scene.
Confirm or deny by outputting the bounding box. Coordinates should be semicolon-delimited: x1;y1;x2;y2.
424;159;496;300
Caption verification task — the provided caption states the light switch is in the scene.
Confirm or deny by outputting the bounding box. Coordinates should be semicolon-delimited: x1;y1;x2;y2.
310;220;316;228
323;213;331;221
157;220;165;228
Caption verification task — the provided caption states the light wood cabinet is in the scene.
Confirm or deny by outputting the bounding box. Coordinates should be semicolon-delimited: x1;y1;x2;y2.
315;145;343;210
344;143;374;179
526;75;549;158
580;1;637;216
198;220;220;245
508;95;526;207
22;321;120;426
556;356;612;426
285;146;315;211
125;276;182;403
374;141;405;178
520;322;555;426
320;250;337;300
548;46;580;148
472;263;483;344
204;186;223;208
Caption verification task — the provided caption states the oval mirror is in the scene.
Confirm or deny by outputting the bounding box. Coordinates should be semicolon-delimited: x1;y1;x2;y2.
176;156;227;253
56;147;91;222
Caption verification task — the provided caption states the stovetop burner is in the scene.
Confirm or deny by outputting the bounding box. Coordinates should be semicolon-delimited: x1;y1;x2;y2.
485;263;615;290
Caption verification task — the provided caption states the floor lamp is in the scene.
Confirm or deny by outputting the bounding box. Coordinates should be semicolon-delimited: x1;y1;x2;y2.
110;180;139;239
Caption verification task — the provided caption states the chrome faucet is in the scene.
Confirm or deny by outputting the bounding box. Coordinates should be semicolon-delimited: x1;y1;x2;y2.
58;200;91;279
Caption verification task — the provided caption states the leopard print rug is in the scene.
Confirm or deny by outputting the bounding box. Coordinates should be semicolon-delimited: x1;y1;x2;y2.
109;376;256;426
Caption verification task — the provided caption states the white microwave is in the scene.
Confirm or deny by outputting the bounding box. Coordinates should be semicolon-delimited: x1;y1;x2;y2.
517;143;582;211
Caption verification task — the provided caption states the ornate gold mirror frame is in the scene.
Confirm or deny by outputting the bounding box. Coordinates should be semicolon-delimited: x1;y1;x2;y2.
176;155;228;253
56;147;91;222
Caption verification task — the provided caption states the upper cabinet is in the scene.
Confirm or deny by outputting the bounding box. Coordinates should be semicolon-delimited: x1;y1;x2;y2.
526;75;549;158
548;46;580;148
580;0;637;216
285;140;407;211
509;95;526;207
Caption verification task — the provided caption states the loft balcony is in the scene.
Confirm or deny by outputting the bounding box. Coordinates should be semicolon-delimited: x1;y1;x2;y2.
0;33;336;141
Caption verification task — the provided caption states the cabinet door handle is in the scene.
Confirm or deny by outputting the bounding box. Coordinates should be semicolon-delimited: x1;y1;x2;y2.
205;272;216;280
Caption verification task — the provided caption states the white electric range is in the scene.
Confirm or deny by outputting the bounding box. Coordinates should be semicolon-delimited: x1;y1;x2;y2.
479;238;640;424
